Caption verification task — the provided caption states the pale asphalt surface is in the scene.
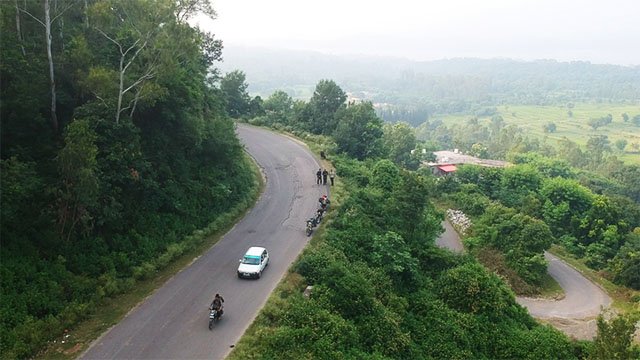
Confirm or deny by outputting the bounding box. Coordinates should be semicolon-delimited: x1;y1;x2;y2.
80;124;326;359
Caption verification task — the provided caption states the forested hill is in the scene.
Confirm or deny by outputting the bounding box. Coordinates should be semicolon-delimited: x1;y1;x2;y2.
220;45;640;106
0;1;255;358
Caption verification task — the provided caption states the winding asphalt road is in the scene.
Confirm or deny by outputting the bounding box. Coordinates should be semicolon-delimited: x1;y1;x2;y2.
517;252;611;318
435;220;611;319
81;124;325;359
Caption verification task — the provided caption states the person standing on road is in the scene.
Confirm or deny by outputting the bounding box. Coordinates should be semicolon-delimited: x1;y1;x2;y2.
316;168;322;185
329;169;335;186
322;169;329;185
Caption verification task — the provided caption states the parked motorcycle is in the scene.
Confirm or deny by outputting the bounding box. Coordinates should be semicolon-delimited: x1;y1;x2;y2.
306;218;315;236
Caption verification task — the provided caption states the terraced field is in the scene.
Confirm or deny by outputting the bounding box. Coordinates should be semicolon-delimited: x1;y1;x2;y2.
436;103;640;164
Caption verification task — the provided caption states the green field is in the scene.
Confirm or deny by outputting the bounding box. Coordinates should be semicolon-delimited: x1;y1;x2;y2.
435;103;640;164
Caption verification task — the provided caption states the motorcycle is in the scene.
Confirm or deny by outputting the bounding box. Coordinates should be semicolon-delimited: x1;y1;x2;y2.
306;219;315;236
208;307;221;330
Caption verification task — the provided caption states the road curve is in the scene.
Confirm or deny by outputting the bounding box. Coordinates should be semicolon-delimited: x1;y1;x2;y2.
435;220;611;319
516;252;611;318
435;220;464;253
81;124;326;359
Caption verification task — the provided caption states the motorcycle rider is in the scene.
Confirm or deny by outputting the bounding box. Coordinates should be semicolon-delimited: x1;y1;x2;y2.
210;293;224;319
319;195;330;210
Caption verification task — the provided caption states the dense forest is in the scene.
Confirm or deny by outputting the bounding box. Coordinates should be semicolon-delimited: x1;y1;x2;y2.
221;78;639;358
219;46;640;125
0;1;257;357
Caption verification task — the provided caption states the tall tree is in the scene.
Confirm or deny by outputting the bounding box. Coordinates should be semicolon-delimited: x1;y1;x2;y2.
18;0;74;132
590;313;640;359
334;102;384;160
382;122;419;169
89;0;174;123
586;135;611;166
14;0;26;56
263;90;294;124
56;119;99;241
220;70;251;118
306;79;347;135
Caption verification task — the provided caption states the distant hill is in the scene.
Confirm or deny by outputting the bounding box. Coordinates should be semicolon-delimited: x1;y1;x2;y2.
218;46;640;117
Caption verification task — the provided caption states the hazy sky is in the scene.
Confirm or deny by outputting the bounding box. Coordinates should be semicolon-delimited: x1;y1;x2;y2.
197;0;639;66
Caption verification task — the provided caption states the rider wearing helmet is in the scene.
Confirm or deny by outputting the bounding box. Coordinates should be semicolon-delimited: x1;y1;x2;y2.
319;195;330;210
210;293;225;319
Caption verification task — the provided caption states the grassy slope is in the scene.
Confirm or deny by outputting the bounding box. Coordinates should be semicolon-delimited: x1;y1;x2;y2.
435;103;640;164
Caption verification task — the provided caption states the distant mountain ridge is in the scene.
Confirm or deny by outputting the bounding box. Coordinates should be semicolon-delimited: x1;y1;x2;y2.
218;45;640;107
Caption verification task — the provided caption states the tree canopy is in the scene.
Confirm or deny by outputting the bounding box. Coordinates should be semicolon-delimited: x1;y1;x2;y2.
0;1;255;357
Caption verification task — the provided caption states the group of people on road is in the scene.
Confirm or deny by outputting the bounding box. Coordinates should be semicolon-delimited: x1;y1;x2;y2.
316;168;335;186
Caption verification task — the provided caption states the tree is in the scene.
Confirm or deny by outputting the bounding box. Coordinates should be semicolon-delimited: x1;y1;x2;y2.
473;204;552;284
588;118;602;130
249;95;264;117
436;262;515;316
17;0;75;132
333;102;384;160
371;231;417;280
497;164;542;207
621;113;629;122
543;122;557;133
89;0;175;124
586;135;611;165
611;165;640;202
558;137;587;168
489;115;504;136
263;90;294;124
470;143;488;158
305;79;346;135
56;119;99;241
175;0;217;23
382;122;419;169
609;233;640;289
220;70;251;118
632;114;640;127
540;177;595;236
371;159;400;192
590;313;640;359
588;115;613;130
614;139;627;151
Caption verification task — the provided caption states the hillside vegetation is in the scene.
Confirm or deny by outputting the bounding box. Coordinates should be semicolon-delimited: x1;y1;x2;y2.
0;1;257;358
230;155;578;359
227;78;639;358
